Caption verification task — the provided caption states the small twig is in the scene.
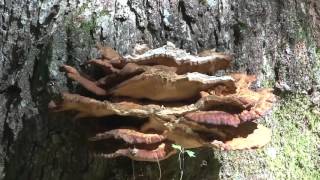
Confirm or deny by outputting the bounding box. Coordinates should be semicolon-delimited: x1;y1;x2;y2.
179;149;184;180
156;156;162;180
131;159;135;180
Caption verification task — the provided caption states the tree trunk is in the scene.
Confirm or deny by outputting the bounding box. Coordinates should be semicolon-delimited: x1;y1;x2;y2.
1;0;319;180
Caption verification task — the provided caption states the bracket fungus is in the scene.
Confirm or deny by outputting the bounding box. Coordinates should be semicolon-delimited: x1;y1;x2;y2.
49;42;276;162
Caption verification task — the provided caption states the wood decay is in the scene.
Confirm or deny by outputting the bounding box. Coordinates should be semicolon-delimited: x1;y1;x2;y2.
49;42;276;161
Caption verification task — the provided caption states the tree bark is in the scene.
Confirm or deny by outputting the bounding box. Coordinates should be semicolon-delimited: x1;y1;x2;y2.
0;0;319;179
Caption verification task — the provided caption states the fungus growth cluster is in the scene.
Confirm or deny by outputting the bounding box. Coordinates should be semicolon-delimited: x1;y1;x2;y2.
49;42;276;162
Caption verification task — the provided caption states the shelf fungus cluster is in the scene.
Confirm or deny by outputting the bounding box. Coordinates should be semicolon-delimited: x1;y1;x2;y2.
49;42;276;162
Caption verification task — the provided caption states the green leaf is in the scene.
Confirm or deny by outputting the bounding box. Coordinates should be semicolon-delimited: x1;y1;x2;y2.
171;144;182;151
185;150;196;158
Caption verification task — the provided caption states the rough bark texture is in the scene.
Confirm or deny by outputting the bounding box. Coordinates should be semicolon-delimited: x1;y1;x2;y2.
0;0;319;180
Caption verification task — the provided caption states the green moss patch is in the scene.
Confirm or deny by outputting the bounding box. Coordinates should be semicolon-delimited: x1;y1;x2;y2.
265;94;320;179
216;94;320;180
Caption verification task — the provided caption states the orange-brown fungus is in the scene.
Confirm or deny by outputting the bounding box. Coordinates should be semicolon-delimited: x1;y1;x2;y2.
89;129;166;144
49;42;276;161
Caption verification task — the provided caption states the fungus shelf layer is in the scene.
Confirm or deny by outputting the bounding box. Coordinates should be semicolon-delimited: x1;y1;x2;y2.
49;42;276;161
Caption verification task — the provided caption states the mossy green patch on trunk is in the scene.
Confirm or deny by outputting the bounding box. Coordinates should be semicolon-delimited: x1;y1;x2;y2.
265;94;320;180
216;94;320;180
